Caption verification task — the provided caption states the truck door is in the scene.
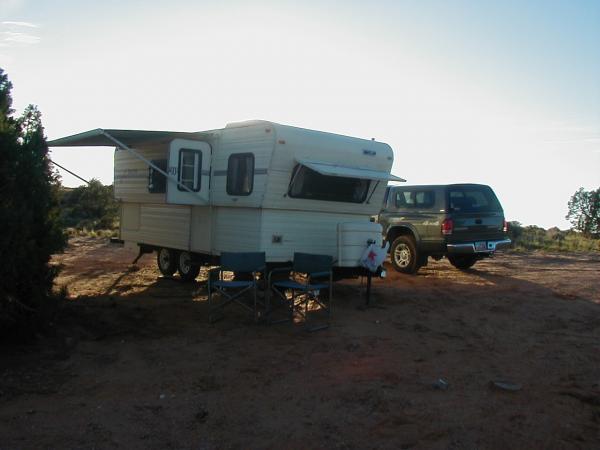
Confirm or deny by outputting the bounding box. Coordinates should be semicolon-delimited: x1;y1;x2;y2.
166;139;211;205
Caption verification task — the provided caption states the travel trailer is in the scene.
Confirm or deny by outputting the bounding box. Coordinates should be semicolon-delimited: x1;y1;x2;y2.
49;120;403;280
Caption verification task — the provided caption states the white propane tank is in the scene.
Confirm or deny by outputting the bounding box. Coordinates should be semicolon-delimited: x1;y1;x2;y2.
337;222;383;267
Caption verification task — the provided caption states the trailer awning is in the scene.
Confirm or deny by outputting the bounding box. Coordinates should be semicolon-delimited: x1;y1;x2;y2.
48;128;206;148
297;159;405;182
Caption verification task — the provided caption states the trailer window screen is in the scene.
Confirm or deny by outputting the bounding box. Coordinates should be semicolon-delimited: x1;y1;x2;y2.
227;153;254;196
178;149;202;192
288;165;370;203
148;159;167;193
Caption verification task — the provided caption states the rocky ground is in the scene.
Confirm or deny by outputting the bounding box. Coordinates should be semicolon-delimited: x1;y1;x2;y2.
1;237;599;449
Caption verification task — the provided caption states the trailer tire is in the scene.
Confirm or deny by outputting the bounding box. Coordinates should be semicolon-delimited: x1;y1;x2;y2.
178;251;200;282
157;248;178;276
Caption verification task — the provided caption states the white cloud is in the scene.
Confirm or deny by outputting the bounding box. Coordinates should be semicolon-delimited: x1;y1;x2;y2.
2;21;38;28
1;30;40;44
0;20;41;46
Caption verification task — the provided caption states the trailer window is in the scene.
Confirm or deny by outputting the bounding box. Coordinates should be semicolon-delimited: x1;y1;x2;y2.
148;159;167;193
288;165;370;203
178;149;202;192
227;153;254;196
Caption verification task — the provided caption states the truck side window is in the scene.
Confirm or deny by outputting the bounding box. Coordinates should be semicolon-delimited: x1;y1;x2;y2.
396;191;413;207
415;191;435;208
178;149;202;192
148;159;167;193
227;153;254;196
396;190;434;208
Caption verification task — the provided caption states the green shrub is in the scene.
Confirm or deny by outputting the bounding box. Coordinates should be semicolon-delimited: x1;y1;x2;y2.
509;221;600;252
0;69;68;340
60;180;119;232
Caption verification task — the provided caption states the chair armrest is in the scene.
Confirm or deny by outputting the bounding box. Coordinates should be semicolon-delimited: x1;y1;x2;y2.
267;266;293;286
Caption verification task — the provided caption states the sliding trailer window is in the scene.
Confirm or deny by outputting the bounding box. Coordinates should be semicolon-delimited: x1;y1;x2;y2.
288;164;370;203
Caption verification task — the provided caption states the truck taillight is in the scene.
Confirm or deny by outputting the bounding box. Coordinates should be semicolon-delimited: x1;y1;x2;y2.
441;218;453;235
503;220;509;233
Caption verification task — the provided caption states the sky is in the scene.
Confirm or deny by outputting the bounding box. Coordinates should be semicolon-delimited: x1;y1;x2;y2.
1;0;599;229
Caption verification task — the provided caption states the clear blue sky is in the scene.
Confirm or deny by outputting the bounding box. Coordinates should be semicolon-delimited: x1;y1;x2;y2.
1;0;599;228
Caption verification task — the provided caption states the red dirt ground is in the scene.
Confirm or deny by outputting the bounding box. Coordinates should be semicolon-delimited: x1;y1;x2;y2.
1;237;599;449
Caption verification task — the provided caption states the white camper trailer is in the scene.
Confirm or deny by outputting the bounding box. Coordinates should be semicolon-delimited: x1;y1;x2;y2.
49;120;403;279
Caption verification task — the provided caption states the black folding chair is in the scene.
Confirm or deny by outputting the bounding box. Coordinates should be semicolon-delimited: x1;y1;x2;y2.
268;252;333;331
208;252;266;323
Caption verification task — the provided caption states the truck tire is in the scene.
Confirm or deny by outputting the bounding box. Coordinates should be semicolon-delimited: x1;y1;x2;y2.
178;251;200;281
390;235;419;274
157;248;178;276
448;255;478;270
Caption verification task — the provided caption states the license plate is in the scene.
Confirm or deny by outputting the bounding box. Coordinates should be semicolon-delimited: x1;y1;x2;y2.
475;241;487;251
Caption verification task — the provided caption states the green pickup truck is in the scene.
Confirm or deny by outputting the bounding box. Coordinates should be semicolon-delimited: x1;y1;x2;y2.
377;184;511;273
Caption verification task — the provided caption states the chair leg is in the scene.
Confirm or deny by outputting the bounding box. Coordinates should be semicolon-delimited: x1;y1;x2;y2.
304;292;310;319
253;284;258;323
208;281;212;323
290;289;295;321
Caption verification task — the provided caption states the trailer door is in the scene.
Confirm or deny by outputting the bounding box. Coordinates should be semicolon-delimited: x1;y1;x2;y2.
167;139;211;205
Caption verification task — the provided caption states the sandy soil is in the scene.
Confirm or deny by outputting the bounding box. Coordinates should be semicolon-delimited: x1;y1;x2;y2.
1;237;599;449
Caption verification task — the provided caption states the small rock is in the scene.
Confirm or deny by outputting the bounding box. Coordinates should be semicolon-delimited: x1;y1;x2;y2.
159;394;165;400
490;380;522;392
195;408;208;422
433;378;449;390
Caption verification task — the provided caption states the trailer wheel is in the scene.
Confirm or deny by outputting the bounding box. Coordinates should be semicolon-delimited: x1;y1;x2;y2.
178;251;200;282
157;248;178;276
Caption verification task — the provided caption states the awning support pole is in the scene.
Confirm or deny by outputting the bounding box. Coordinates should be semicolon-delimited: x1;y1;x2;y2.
366;180;380;204
100;130;197;195
49;159;90;185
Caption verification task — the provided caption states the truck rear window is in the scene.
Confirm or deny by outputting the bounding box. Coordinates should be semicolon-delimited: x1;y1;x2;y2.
448;186;502;213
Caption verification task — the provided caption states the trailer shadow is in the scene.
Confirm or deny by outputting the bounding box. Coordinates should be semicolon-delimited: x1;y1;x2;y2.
3;240;599;449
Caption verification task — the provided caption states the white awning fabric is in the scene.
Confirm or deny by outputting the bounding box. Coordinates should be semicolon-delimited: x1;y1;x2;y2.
48;128;206;148
297;159;405;182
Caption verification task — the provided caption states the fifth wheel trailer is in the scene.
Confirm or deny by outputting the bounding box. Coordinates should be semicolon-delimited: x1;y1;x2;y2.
49;120;404;279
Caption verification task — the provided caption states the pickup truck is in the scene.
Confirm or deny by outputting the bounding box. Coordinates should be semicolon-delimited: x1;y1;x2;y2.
377;184;511;273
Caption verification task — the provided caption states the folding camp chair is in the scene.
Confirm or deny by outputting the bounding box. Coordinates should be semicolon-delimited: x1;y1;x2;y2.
268;252;333;331
208;252;266;323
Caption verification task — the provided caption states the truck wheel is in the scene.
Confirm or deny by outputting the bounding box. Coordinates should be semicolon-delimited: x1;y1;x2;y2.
448;255;478;270
178;251;200;281
391;236;419;274
157;248;178;276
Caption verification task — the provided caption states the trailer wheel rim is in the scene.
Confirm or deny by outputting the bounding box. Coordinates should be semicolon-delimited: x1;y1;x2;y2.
158;249;171;270
393;244;411;268
179;252;192;274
